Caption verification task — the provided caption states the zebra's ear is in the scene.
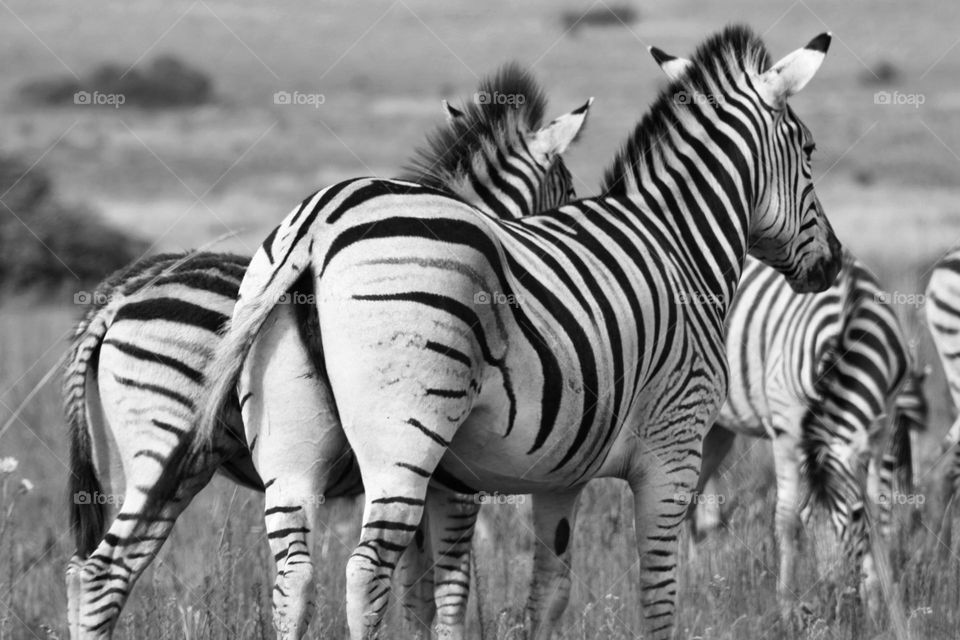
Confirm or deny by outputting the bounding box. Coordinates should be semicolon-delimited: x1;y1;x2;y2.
527;97;593;161
441;100;465;123
758;32;831;104
648;46;692;81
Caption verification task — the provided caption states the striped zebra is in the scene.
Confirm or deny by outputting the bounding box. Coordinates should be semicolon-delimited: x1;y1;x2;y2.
925;248;960;497
687;251;926;619
64;64;589;640
194;25;841;640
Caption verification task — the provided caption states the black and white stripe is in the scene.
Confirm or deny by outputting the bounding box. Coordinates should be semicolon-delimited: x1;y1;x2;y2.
690;251;925;616
195;25;841;640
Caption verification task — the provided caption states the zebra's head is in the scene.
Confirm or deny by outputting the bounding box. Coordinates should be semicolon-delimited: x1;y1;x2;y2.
401;63;591;219
649;27;842;293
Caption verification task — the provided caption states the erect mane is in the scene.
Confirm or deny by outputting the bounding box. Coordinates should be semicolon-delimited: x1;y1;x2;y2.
600;24;771;196
399;62;548;190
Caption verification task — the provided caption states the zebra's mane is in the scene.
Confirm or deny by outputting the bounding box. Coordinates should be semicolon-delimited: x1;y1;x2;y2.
601;24;771;196
399;62;548;192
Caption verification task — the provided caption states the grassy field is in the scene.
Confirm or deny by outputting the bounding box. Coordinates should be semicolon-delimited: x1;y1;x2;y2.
2;0;960;638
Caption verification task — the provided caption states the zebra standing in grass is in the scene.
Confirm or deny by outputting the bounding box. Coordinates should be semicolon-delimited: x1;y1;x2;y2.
687;251;927;618
64;64;589;640
924;248;960;497
194;26;841;639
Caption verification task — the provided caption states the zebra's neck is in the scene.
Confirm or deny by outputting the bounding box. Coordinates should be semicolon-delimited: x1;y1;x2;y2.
606;125;755;320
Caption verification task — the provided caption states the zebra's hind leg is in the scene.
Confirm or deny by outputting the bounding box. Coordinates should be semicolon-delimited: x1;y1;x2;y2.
524;489;581;640
262;479;323;639
342;422;454;640
74;467;216;639
425;488;480;639
628;447;700;640
396;513;436;639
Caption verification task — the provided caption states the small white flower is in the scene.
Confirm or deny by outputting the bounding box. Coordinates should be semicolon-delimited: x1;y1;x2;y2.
18;479;33;495
0;457;18;474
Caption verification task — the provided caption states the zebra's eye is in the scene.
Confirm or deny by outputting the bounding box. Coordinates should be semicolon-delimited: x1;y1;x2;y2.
803;143;816;157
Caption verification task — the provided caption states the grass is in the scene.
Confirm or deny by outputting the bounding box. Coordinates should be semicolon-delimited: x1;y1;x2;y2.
0;0;960;637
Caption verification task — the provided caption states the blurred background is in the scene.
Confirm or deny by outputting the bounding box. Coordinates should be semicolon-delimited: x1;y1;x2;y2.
0;0;958;637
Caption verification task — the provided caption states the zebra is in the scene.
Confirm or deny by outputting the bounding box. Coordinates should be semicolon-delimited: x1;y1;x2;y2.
924;248;960;498
193;25;841;640
686;251;927;620
64;64;590;640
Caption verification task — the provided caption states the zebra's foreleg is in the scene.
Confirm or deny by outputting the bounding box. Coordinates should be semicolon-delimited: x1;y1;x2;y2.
769;421;806;623
629;445;700;640
524;488;581;640
689;424;736;541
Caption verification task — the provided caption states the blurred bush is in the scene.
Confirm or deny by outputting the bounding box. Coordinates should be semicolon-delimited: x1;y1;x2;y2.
561;4;638;33
20;54;213;108
0;155;147;291
859;60;901;86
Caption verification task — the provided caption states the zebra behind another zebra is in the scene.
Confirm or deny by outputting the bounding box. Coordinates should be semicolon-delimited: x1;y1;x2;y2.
195;25;842;640
64;64;589;640
688;251;927;620
925;249;960;498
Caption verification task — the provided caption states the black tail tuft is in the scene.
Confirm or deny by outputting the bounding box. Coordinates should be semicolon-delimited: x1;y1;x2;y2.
68;415;106;558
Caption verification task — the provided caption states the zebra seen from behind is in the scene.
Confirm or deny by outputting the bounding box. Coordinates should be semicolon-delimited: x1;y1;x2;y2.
64;64;590;640
195;25;841;639
687;250;927;621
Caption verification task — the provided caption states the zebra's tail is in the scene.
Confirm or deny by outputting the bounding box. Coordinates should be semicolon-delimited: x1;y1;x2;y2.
192;241;315;459
65;306;113;558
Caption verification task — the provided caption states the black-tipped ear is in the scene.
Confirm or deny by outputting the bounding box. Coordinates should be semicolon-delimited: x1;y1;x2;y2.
442;100;465;123
649;46;674;66
648;46;693;81
805;32;832;54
